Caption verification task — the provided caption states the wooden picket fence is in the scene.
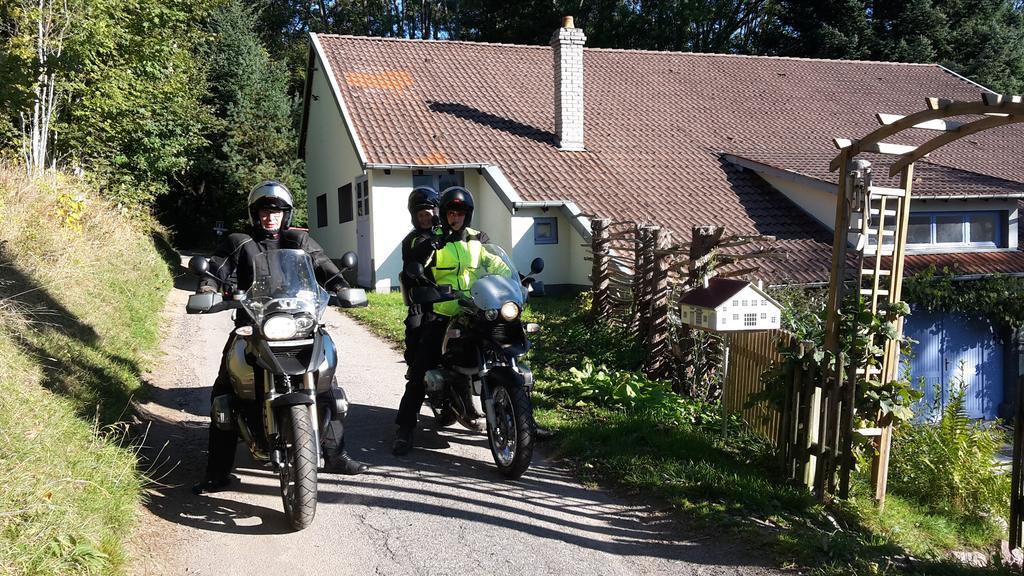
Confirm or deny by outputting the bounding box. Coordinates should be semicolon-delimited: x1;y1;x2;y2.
722;330;788;441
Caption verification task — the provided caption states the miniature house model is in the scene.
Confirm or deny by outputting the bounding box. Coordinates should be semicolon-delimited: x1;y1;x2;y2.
679;278;782;332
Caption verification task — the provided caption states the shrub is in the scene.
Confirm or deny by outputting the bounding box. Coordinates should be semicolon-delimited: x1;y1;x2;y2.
551;360;685;418
888;363;1009;527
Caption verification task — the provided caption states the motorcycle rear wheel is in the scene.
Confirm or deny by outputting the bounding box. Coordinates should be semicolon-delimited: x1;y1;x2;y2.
279;404;318;530
487;379;534;479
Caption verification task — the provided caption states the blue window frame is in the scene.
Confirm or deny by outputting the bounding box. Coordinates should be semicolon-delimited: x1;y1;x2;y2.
534;217;558;245
907;211;1002;248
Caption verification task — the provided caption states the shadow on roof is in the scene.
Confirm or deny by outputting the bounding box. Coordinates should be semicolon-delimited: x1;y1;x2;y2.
719;156;833;243
427;101;557;146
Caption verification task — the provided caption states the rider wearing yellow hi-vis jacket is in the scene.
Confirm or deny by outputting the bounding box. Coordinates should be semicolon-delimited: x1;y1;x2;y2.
392;186;509;455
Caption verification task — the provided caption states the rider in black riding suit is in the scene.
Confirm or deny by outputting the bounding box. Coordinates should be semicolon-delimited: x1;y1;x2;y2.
192;180;369;495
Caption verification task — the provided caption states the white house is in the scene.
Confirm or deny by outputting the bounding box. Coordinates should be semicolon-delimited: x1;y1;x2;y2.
679;279;782;332
298;21;1024;418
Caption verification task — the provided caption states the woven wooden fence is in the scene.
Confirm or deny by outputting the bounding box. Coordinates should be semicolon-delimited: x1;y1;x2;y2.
590;218;784;382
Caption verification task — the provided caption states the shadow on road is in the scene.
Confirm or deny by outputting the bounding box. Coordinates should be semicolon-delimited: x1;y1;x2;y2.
134;275;776;569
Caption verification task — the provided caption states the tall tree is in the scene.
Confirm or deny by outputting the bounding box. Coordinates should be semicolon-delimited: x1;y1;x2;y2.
934;0;1024;93
166;0;304;243
761;0;875;59
0;0;217;207
871;0;947;63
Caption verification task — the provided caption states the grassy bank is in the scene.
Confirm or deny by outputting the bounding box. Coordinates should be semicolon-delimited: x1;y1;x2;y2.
0;166;173;575
344;291;1016;575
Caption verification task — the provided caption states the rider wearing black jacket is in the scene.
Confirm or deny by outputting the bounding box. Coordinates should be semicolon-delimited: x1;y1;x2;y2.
192;181;368;496
399;186;443;368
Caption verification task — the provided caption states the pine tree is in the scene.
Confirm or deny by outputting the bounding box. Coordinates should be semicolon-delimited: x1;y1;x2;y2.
172;0;305;243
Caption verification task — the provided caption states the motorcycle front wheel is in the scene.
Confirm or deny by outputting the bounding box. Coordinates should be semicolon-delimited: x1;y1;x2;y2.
279;404;318;530
487;378;534;479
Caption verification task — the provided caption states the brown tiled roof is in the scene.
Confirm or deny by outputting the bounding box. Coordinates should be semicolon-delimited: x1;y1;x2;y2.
313;35;1024;283
726;150;1024;198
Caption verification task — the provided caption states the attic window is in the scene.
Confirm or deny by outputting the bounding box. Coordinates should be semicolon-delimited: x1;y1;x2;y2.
906;211;1002;248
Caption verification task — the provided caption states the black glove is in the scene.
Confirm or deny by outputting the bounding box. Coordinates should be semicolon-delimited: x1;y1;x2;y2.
430;235;447;250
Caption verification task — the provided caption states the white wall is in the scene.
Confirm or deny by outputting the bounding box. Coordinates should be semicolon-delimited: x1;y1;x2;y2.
368;169;415;292
471;171;512;249
569;222;592;287
760;173;836;230
305;54;364;258
510;208;574;285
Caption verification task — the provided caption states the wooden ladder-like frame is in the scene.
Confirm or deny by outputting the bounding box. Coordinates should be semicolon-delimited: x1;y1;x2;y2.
814;94;1024;509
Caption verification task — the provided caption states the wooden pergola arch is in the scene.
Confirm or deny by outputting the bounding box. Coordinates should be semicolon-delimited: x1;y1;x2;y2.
805;94;1024;514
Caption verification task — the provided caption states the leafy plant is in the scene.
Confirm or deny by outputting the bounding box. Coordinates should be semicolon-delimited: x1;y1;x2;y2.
904;265;1024;338
888;362;1010;527
755;291;921;466
54;190;85;231
555;360;686;418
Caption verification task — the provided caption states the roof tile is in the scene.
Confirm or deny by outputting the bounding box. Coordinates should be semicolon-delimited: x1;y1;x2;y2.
315;35;1024;283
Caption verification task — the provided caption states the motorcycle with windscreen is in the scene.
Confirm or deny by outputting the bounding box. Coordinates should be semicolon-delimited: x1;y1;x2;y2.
186;249;367;530
406;243;544;478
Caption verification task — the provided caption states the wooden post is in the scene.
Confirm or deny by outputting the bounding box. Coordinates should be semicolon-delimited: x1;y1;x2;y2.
1011;336;1024;548
590;218;611;321
636;225;656;340
645;226;672;379
689;226;723;285
672;226;724;393
818;150;853;501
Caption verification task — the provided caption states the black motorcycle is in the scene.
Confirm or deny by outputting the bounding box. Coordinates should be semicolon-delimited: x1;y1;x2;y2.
407;244;544;478
186;249;367;530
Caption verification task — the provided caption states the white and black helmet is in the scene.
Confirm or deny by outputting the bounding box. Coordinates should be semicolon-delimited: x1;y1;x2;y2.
248;180;293;231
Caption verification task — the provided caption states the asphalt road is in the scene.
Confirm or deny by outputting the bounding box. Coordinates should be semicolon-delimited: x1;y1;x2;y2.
128;257;788;576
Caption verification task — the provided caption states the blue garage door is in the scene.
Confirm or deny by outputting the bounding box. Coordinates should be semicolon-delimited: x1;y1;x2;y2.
903;310;1003;420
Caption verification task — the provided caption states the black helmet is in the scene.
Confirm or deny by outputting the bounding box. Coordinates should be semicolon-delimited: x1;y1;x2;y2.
439;186;474;230
248;180;293;233
407;186;438;226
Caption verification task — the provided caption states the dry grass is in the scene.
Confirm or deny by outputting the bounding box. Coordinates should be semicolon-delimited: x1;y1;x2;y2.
0;163;172;575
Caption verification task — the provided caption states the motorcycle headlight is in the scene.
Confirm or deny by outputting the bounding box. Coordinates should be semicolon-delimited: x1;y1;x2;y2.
499;301;520;321
484;309;499;321
263;314;297;340
293;313;315;334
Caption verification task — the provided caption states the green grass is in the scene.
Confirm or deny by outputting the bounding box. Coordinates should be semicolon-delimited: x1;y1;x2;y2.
341;278;1016;574
344;291;408;346
0;166;173;575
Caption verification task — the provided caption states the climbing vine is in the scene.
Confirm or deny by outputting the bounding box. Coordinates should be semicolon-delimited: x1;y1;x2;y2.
755;290;922;435
902;264;1024;336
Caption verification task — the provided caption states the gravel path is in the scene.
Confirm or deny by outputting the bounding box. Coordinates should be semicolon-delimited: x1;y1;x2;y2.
128;256;789;576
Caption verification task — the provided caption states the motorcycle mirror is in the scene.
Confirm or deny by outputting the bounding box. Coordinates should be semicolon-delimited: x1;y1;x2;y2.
530;257;544;275
340;251;358;271
189;256;209;276
404;261;426;279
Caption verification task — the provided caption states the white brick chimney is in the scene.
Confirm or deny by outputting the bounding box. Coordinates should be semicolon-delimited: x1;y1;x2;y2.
550;16;586;151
